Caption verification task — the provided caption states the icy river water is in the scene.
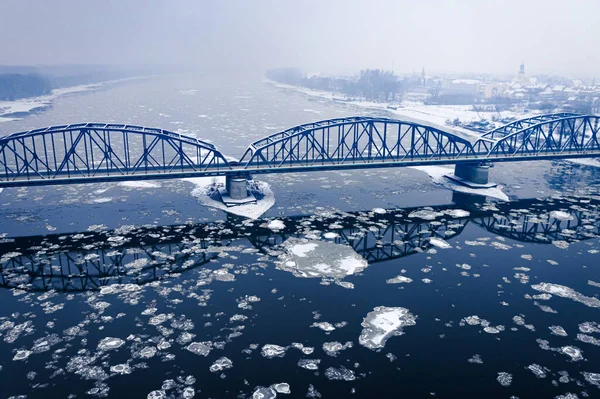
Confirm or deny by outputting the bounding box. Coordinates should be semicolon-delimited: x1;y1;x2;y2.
1;72;600;398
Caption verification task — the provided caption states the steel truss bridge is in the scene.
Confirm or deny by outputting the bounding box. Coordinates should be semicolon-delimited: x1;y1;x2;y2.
1;197;597;292
0;113;599;188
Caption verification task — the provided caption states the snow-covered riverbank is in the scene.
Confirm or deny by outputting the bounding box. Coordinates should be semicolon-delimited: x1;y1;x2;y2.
267;79;535;141
0;76;149;122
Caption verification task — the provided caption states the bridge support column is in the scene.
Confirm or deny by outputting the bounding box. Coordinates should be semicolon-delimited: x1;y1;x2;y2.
446;162;497;188
219;174;256;207
226;175;249;200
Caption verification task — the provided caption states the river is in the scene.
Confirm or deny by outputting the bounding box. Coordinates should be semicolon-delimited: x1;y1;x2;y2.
0;71;599;398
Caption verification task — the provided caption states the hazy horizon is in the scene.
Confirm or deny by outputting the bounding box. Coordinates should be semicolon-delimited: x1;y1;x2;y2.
0;0;598;78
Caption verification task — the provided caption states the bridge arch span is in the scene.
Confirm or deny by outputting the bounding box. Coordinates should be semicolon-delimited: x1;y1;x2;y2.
474;113;580;152
483;115;600;158
0;123;232;186
239;117;477;170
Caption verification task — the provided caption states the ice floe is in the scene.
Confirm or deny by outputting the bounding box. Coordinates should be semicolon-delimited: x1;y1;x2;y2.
409;165;509;201
119;181;161;189
359;306;417;349
531;283;600;308
277;238;368;280
184;176;275;219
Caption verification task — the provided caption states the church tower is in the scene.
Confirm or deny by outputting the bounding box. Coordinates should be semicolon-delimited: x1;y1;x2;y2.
518;62;525;81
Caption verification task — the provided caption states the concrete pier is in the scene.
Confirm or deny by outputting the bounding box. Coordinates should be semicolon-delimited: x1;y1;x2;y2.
226;175;248;200
219;174;257;207
446;162;497;188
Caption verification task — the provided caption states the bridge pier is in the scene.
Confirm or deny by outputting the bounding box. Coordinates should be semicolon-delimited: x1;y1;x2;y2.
446;162;497;188
219;174;256;207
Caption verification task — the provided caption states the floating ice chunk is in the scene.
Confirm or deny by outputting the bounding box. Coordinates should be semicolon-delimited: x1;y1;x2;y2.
186;342;212;357
298;359;321;370
325;366;356;381
252;386;277;399
261;344;287;358
272;382;291;394
497;372;512;387
266;220;285;231
209;357;233;372
549;326;568;337
550;211;574;221
110;364;132;374
311;322;335;332
484;326;502;334
579;322;600;334
372;208;386;214
408;208;444;220
119;181;160;189
582;372;600;388
97;337;125;351
561;345;583;361
491;241;512;250
386;275;413;284
148;390;166;399
532;283;600;308
467;354;483;364
323;232;338;239
212;269;235;282
277;238;368;279
527;364;547;378
429;237;452;249
139;346;157;358
552;240;570;249
444;209;470;218
554;394;579;399
359;306;417;349
182;387;195;399
13;349;32;361
322;341;352;357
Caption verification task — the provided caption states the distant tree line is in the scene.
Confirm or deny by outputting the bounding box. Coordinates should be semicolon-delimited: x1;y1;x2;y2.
266;68;403;102
0;74;52;101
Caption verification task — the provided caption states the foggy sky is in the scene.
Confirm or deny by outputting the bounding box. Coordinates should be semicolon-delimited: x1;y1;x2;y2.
0;0;598;77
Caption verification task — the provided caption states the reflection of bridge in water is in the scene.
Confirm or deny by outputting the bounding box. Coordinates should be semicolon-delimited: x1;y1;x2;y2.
1;197;598;292
1;113;599;201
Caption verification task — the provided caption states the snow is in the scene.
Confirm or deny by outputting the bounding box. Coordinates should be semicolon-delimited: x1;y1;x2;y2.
289;242;319;257
409;165;509;201
119;181;161;189
183;176;275;219
267;79;535;141
567;158;600;167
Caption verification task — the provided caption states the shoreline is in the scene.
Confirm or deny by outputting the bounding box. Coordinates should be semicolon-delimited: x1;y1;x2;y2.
265;78;538;141
0;75;151;122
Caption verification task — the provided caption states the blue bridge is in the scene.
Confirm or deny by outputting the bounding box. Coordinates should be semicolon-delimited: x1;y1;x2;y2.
0;112;598;200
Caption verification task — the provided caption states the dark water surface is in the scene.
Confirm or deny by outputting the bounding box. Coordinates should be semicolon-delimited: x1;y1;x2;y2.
0;72;599;398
